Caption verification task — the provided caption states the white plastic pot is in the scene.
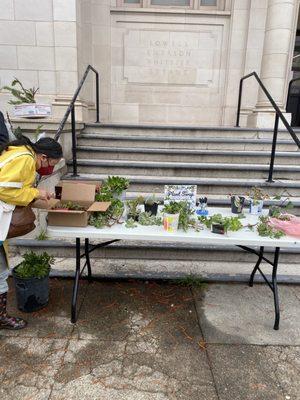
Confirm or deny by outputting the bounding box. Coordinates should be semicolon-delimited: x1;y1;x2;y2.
13;103;51;118
163;213;180;233
249;199;264;215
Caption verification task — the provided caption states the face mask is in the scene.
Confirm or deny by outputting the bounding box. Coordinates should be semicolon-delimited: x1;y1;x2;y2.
37;159;55;176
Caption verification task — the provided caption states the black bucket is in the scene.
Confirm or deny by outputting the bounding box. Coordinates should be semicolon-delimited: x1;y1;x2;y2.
231;196;245;214
145;203;158;216
12;267;49;313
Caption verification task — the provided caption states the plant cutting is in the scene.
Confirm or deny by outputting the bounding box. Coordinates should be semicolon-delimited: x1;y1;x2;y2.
138;211;162;226
246;187;269;215
269;190;293;218
12;251;54;312
256;216;285;239
162;201;194;232
89;198;124;228
144;194;159;216
3;77;51;118
126;196;144;221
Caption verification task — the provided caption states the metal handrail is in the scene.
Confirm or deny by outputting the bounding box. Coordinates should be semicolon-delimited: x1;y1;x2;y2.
235;71;300;182
286;76;300;110
54;65;99;176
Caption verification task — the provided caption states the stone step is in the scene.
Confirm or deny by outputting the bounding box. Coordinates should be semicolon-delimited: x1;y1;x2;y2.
67;159;300;180
76;145;300;165
63;173;300;196
84;123;300;141
78;133;297;152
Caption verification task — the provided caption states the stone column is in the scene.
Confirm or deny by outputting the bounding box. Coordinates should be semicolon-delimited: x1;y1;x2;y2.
248;0;298;128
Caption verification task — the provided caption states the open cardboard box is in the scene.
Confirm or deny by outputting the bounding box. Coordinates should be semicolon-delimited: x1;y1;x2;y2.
34;182;110;227
55;180;102;199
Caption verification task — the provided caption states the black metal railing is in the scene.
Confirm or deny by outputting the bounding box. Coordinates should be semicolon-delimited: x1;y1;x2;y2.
235;71;300;182
54;65;99;176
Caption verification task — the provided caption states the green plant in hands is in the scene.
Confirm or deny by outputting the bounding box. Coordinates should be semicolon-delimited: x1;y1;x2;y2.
3;77;38;105
162;201;194;231
257;216;285;239
14;252;54;279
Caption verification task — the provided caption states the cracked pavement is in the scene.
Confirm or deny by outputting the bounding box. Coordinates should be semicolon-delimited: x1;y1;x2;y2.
0;278;300;400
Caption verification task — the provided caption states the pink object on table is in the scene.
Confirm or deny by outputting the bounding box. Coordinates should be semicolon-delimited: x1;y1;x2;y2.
269;215;300;238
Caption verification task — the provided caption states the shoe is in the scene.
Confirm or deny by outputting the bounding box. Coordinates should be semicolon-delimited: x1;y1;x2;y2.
0;292;27;330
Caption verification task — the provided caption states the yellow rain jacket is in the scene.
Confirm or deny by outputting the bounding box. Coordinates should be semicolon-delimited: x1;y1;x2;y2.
0;145;39;206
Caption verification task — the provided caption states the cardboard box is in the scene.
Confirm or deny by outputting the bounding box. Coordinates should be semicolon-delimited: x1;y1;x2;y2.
55;180;102;199
47;182;110;227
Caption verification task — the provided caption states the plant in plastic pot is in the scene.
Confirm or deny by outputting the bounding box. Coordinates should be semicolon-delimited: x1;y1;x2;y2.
246;187;269;215
162;201;194;232
2;77;51;118
12;252;54;313
230;194;245;214
126;196;144;221
102;176;129;200
144;194;159;216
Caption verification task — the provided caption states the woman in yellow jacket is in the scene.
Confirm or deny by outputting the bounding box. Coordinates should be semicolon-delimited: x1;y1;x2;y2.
0;136;63;330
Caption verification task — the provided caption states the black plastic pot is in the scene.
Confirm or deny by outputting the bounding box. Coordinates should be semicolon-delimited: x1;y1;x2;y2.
144;203;158;216
12;267;50;313
231;196;245;214
211;223;225;235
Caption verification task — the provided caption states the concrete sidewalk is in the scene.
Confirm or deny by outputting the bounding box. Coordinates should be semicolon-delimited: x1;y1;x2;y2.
0;278;299;400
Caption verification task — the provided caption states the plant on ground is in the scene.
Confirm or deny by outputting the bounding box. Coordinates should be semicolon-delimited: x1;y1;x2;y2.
2;77;38;105
14;251;54;279
162;201;194;231
173;274;206;289
35;230;49;241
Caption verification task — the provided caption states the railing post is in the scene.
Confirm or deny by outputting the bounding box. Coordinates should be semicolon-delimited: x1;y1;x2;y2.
267;113;279;183
71;106;79;177
95;71;100;123
235;78;243;127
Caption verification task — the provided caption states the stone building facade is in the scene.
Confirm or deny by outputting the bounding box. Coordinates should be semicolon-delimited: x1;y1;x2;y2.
0;0;299;127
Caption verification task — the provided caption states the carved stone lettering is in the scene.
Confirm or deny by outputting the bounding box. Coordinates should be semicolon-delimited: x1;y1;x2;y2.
124;29;220;86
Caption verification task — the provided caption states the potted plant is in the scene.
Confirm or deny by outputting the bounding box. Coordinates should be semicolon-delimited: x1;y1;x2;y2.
269;190;293;217
162;201;193;232
199;214;243;235
229;194;245;214
12;251;54;312
246;187;268;215
126;196;144;221
102;176;129;200
144;194;159;216
3;78;51;118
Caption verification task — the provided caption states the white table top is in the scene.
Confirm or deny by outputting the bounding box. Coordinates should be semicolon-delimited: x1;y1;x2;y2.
46;207;300;249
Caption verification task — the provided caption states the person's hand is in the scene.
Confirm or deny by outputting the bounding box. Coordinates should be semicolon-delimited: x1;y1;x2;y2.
38;189;54;201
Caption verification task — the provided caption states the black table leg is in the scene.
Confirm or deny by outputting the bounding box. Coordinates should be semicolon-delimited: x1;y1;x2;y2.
249;246;264;287
85;238;93;282
71;237;81;323
272;247;280;330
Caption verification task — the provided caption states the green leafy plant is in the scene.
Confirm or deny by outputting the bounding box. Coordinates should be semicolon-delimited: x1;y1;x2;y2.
101;176;129;197
257;216;285;239
126;196;144;220
245;187;269;205
199;214;243;233
53;201;85;211
125;218;138;228
14;251;54;279
270;190;293;217
162;201;194;231
89;198;124;228
173;274;206;289
138;212;162;226
35;230;49;241
3;78;38;105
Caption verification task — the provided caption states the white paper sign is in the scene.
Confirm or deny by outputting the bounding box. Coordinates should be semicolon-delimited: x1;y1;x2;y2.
164;185;197;206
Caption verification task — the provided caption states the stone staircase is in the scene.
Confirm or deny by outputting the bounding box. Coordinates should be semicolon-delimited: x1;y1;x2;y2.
11;123;300;281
